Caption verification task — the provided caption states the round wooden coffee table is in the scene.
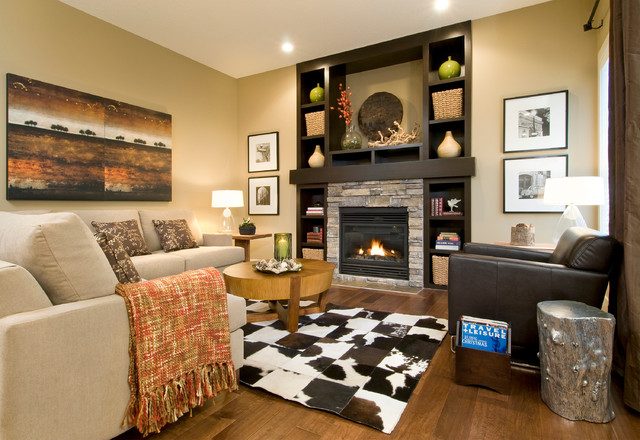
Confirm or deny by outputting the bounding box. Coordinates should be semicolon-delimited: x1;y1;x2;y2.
223;259;335;332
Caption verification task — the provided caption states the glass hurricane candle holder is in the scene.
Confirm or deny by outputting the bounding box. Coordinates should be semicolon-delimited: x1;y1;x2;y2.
274;233;292;260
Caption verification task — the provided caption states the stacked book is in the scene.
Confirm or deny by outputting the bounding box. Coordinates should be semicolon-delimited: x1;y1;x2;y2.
306;206;324;216
457;315;510;354
435;232;461;250
306;230;323;243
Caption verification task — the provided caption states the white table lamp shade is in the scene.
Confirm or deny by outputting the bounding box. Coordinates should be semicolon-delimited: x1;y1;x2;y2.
543;177;605;206
211;190;244;208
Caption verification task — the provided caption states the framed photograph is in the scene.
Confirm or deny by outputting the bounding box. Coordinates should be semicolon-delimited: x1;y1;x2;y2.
248;131;278;172
503;155;568;213
503;90;568;153
248;176;279;215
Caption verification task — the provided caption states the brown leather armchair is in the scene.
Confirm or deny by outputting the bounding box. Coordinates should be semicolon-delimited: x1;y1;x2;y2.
447;227;619;364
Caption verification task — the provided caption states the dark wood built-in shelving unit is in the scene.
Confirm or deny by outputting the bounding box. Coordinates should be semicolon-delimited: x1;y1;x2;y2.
290;21;474;287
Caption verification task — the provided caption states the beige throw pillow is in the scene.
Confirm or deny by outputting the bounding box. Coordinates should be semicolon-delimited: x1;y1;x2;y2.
152;219;199;252
0;212;118;305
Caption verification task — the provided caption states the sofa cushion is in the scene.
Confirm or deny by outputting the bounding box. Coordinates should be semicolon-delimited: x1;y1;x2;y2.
95;232;142;284
0;212;118;304
92;219;151;257
130;252;186;280
0;260;53;318
139;210;204;252
171;246;245;271
152;219;199;252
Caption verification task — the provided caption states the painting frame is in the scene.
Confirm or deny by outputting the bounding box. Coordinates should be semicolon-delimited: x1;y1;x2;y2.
6;73;172;201
503;90;568;153
248;131;279;173
248;175;279;215
503;155;568;213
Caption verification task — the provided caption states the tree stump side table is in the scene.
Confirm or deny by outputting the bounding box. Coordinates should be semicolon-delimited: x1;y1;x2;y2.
537;300;616;423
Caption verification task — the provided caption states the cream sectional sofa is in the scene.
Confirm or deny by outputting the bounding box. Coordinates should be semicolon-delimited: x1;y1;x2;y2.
0;211;246;440
69;209;245;279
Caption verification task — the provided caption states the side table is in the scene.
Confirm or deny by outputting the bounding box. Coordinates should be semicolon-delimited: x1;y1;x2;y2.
231;233;272;262
494;241;556;251
537;300;616;422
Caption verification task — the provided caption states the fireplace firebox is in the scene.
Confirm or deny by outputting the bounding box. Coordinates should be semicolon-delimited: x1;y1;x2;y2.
339;207;409;280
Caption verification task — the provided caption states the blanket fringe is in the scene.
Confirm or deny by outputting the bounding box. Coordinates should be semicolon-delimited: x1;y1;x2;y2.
124;362;237;436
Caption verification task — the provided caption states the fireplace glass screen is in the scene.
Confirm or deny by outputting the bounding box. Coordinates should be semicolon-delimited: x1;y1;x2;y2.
339;207;409;280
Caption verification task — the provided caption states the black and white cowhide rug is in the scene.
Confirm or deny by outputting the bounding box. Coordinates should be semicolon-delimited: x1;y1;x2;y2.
239;302;448;434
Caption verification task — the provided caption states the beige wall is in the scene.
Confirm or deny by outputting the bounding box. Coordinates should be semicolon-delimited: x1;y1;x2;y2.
471;0;606;243
237;67;297;259
0;0;240;233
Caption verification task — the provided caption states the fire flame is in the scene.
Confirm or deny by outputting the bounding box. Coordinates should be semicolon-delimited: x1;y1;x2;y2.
370;239;386;256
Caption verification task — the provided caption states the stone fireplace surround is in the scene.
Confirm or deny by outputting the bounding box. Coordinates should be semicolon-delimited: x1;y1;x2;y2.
326;179;423;289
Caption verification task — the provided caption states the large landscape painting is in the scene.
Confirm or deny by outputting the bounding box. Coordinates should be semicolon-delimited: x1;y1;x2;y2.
6;73;172;200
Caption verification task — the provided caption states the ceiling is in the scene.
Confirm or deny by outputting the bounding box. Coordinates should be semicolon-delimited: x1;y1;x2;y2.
58;0;550;79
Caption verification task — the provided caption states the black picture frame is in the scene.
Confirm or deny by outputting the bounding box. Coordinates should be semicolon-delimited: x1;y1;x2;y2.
503;155;568;213
248;131;279;173
503;90;568;153
248;175;279;215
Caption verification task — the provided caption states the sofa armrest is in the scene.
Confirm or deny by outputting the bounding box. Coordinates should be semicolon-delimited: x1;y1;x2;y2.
463;242;552;262
203;233;233;246
447;253;609;363
0;296;132;440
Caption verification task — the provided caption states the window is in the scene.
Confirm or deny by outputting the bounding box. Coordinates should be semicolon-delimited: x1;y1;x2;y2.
598;37;609;234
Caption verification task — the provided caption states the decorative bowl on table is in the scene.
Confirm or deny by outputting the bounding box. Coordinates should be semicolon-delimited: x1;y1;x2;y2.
253;258;302;274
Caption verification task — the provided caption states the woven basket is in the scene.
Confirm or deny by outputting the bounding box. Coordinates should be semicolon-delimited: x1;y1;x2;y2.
302;247;324;260
432;255;449;286
432;88;463;120
305;111;325;136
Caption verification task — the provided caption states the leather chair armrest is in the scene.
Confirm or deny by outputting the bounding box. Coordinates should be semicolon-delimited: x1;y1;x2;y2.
203;233;233;246
463;242;552;262
447;253;609;363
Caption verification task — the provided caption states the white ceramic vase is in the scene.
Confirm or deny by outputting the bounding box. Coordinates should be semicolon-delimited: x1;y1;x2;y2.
437;131;461;158
308;145;325;168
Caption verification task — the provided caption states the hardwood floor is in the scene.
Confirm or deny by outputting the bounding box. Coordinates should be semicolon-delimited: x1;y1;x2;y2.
114;286;640;440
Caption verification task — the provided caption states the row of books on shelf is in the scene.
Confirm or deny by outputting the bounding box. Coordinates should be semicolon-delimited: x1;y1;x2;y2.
430;197;463;217
435;232;461;250
305;206;324;216
457;315;511;354
306;229;323;243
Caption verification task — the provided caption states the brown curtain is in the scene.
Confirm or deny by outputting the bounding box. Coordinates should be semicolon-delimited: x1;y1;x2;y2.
609;0;640;411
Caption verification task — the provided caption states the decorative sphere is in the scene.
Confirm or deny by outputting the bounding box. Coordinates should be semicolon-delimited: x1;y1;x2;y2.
310;83;324;102
438;56;461;80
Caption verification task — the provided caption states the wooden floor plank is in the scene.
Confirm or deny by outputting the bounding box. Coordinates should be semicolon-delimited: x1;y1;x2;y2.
113;285;640;440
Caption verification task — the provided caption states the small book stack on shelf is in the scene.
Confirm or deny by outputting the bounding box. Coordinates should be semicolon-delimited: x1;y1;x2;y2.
435;232;461;251
306;229;323;243
306;206;324;216
457;315;510;354
430;197;463;217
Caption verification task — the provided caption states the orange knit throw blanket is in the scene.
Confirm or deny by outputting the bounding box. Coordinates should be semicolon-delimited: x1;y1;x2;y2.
116;268;237;436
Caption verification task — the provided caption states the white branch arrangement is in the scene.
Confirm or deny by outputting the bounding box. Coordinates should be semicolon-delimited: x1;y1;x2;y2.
368;121;421;147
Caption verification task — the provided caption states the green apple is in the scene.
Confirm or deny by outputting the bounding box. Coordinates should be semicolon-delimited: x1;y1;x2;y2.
309;83;324;102
438;56;461;79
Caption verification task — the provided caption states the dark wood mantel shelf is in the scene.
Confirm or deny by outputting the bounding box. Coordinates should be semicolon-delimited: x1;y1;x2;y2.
289;156;476;185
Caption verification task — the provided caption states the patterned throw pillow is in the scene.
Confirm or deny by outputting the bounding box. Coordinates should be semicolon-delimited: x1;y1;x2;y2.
94;232;142;284
152;219;199;252
91;219;151;257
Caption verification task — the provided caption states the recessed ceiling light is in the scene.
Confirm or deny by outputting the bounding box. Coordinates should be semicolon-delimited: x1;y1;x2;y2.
435;0;449;11
282;42;294;52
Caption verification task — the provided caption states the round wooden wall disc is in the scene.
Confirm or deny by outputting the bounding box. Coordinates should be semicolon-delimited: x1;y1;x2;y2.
358;92;403;141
